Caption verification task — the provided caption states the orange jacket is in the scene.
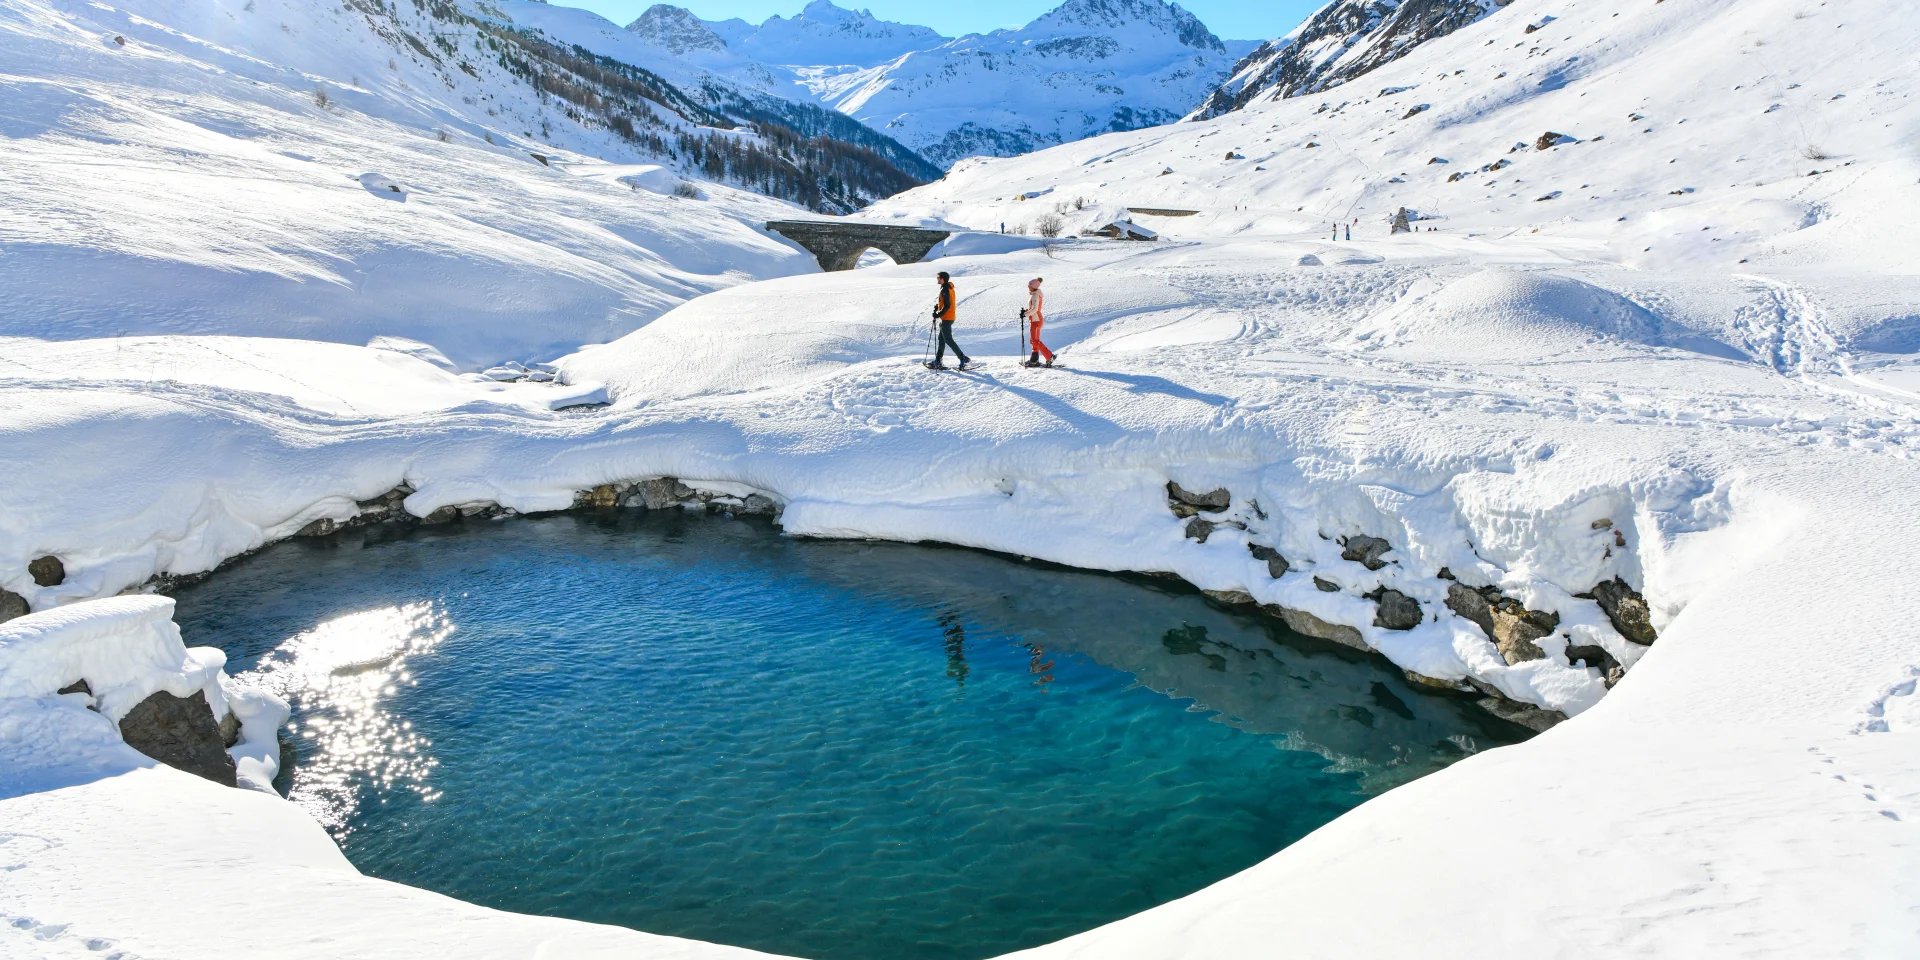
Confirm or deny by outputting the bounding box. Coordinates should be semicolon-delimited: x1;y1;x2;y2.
935;281;956;321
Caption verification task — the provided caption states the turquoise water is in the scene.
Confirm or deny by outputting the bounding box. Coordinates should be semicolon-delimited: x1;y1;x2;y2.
172;512;1525;960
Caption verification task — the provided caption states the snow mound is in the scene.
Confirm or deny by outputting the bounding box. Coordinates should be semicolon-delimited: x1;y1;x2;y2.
1346;269;1664;361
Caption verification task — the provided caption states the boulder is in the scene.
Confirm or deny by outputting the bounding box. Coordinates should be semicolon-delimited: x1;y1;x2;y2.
1340;535;1392;570
419;505;460;525
577;483;622;509
28;555;64;587
1248;544;1289;579
1261;603;1368;652
1370;588;1423;631
355;483;414;522
118;689;238;787
295;517;338;537
1489;601;1558;664
1446;583;1558;664
1313;576;1340;592
218;708;241;747
741;493;779;516
1183;517;1215;542
1166;481;1230;512
1590;577;1658;644
273;729;298;797
1403;670;1461;691
635;477;693;510
1566;642;1627;688
1475;696;1568;733
1445;582;1498;637
56;678;91;699
0;588;27;625
1202;589;1255;607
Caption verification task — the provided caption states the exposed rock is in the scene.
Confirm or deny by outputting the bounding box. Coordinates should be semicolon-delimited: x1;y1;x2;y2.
634;477;696;510
1490;601;1558;664
1340;535;1392;570
273;729;297;797
1166;481;1230;511
295;517;338;538
56;678;92;699
1184;516;1215;542
1248;544;1289;579
118;689;237;787
1202;588;1255;607
28;555;64;587
578;483;623;509
1261;603;1368;652
1475;696;1568;733
355;483;414;522
218;708;241;747
1590;577;1658;644
0;588;27;625
458;502;501;519
1446;582;1559;664
1535;131;1576;150
1566;642;1627;688
1313;576;1340;592
741;493;780;516
420;505;460;525
1445;582;1499;637
1590;518;1613;530
1403;670;1462;691
1369;588;1423;631
1436;566;1455;580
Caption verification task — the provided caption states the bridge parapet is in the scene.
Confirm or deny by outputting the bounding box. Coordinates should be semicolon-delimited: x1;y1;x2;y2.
765;220;953;272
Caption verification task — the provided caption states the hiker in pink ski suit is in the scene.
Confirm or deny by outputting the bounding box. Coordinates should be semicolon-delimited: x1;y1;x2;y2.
1024;278;1053;366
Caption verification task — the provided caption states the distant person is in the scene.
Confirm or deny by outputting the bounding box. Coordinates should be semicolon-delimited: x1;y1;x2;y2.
928;271;970;370
1022;277;1053;368
1345;224;1351;241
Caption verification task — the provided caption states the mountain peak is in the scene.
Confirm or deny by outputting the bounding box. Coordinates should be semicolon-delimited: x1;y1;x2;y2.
626;4;728;55
1034;0;1225;54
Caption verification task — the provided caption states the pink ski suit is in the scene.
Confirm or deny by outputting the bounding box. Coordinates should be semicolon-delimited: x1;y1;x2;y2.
1026;280;1053;363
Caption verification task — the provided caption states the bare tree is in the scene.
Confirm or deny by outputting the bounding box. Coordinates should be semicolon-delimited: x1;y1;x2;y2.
436;128;451;143
312;86;330;109
1036;214;1065;239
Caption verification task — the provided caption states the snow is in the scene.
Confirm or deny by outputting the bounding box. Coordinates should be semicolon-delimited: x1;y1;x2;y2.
4;0;1920;956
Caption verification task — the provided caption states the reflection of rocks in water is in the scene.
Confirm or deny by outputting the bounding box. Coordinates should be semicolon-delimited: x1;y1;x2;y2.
939;611;969;688
1161;625;1227;671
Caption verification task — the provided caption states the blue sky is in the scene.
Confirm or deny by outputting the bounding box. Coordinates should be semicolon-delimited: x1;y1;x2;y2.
546;0;1323;43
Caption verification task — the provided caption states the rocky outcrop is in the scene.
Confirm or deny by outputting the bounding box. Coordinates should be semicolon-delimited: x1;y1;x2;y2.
1369;587;1422;630
0;588;27;625
1473;692;1567;733
1189;0;1506;120
1184;517;1215;542
570;477;782;517
1589;577;1658;644
1248;543;1289;578
1339;535;1392;570
118;689;238;787
1445;582;1559;664
1262;603;1368;652
1566;643;1625;687
28;555;64;587
1166;480;1230;517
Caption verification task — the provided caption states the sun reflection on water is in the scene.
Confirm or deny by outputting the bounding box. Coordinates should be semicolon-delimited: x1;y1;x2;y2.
236;602;451;834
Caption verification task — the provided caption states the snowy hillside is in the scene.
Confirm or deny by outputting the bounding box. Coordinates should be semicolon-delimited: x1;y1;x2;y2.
0;0;947;368
610;0;1255;169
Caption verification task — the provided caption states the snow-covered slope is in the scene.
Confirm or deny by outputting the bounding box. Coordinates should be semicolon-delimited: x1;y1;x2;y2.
704;0;946;66
874;0;1918;278
0;0;841;368
1190;0;1504;121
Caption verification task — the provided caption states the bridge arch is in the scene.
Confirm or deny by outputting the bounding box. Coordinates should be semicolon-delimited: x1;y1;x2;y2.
765;220;953;272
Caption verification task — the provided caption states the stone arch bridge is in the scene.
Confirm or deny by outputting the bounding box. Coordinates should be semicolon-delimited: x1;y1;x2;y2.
765;220;952;272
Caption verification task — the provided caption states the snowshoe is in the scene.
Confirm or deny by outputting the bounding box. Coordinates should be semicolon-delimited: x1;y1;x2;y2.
957;361;976;371
924;361;948;371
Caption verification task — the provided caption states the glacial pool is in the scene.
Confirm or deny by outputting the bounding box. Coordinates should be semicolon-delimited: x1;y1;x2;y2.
171;511;1528;960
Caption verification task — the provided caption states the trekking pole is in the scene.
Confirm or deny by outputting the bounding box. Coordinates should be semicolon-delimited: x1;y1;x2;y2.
1018;308;1028;363
921;316;935;365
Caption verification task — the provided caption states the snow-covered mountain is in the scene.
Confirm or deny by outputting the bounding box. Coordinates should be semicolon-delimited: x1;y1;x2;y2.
1190;0;1504;121
614;0;1256;169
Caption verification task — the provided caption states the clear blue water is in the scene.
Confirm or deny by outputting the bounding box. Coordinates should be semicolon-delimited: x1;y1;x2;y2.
172;512;1525;960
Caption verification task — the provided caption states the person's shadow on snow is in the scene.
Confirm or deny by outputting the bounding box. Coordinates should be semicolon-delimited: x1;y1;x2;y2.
1053;369;1234;405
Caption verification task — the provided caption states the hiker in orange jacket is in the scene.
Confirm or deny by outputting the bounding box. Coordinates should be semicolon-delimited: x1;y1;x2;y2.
929;271;970;370
1022;277;1053;368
